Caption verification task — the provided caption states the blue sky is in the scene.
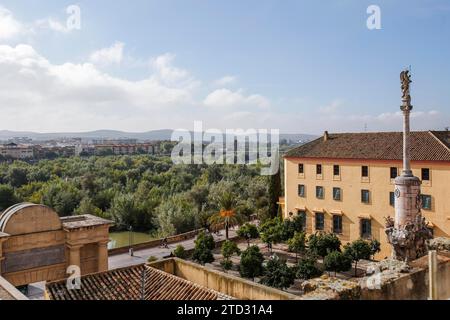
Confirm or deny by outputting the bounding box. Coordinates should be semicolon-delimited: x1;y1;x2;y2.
0;0;449;134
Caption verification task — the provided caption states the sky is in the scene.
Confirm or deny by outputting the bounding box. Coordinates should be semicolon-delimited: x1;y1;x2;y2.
0;0;449;134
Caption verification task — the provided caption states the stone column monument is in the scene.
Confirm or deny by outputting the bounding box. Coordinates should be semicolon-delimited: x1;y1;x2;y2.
385;70;433;262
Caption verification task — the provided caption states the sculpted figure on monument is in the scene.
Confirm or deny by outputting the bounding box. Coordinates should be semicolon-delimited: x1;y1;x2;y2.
400;70;412;108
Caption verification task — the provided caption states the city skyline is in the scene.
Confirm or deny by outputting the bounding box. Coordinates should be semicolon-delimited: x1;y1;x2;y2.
0;0;449;134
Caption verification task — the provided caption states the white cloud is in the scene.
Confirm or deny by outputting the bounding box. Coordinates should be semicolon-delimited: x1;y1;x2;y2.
213;75;237;87
0;44;200;132
89;42;125;66
204;89;270;109
0;6;23;39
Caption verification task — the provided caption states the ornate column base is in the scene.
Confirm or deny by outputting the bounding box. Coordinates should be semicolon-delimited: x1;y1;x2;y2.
385;214;433;262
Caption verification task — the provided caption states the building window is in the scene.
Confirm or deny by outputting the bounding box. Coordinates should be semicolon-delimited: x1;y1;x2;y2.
316;164;322;175
361;166;369;177
389;192;395;207
315;212;325;231
421;195;432;210
360;219;372;238
422;168;430;181
333;165;340;176
298;184;306;198
390;167;398;179
298;210;307;231
361;190;370;204
316;186;324;199
333;215;342;234
333;187;341;201
298;164;304;174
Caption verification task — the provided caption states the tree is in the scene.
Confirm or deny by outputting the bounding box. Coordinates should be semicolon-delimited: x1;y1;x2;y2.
6;166;29;188
221;240;240;271
323;251;352;276
288;232;306;262
239;245;264;279
343;239;372;277
308;232;342;258
260;255;295;290
75;197;103;216
295;254;323;280
192;231;215;265
237;223;259;247
155;194;197;236
173;245;187;259
259;218;282;252
267;168;281;219
208;191;244;240
369;239;381;260
0;184;19;211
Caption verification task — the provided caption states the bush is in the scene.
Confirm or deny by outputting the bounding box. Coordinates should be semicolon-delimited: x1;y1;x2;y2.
344;239;372;277
308;232;342;257
221;240;240;259
260;255;296;290
258;218;282;251
287;232;306;261
173;244;187;259
220;259;233;271
147;256;158;263
323;251;352;276
237;223;259;247
295;254;323;280
192;231;215;265
239;245;264;279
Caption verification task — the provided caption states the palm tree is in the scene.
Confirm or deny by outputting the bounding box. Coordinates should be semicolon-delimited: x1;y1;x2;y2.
209;191;244;240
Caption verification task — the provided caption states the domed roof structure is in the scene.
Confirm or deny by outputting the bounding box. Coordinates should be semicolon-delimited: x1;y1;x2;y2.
0;203;62;235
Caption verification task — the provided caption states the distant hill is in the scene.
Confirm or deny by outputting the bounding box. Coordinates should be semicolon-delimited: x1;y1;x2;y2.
0;129;318;143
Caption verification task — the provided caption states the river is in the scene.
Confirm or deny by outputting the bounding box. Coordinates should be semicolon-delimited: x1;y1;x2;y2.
108;231;155;249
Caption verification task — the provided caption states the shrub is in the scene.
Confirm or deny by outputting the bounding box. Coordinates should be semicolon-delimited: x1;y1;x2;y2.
237;223;259;247
344;239;372;277
260;255;296;290
147;256;158;263
259;218;282;251
287;232;306;262
295;254;323;280
220;259;233;271
192;231;215;265
308;232;341;257
323;251;352;276
239;245;264;279
173;244;187;259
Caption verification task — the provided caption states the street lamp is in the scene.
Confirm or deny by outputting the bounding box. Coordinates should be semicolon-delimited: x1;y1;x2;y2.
128;225;134;257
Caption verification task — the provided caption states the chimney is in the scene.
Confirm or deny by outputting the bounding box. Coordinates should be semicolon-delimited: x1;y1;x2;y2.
323;131;329;142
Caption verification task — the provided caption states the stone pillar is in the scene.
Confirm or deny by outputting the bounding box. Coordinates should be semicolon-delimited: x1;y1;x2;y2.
394;175;421;229
97;240;109;272
0;237;7;275
67;244;82;269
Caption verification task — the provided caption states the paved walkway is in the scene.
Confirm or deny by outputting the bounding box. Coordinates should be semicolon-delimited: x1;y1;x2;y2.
109;228;239;270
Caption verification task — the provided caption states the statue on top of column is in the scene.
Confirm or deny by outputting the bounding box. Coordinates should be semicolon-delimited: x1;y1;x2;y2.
400;70;412;110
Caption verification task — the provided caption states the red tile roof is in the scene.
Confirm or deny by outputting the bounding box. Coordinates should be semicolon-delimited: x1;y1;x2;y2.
46;264;220;300
284;131;450;161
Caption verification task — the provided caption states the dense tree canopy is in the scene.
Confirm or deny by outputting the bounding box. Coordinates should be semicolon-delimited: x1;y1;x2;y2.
0;155;272;237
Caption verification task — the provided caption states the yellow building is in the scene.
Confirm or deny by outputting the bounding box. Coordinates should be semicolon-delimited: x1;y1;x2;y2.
283;131;450;259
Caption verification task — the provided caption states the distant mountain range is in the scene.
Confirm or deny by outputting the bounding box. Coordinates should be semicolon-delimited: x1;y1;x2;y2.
0;129;318;143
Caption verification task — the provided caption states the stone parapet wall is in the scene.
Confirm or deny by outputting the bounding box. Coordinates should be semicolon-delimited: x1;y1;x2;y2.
150;258;300;300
